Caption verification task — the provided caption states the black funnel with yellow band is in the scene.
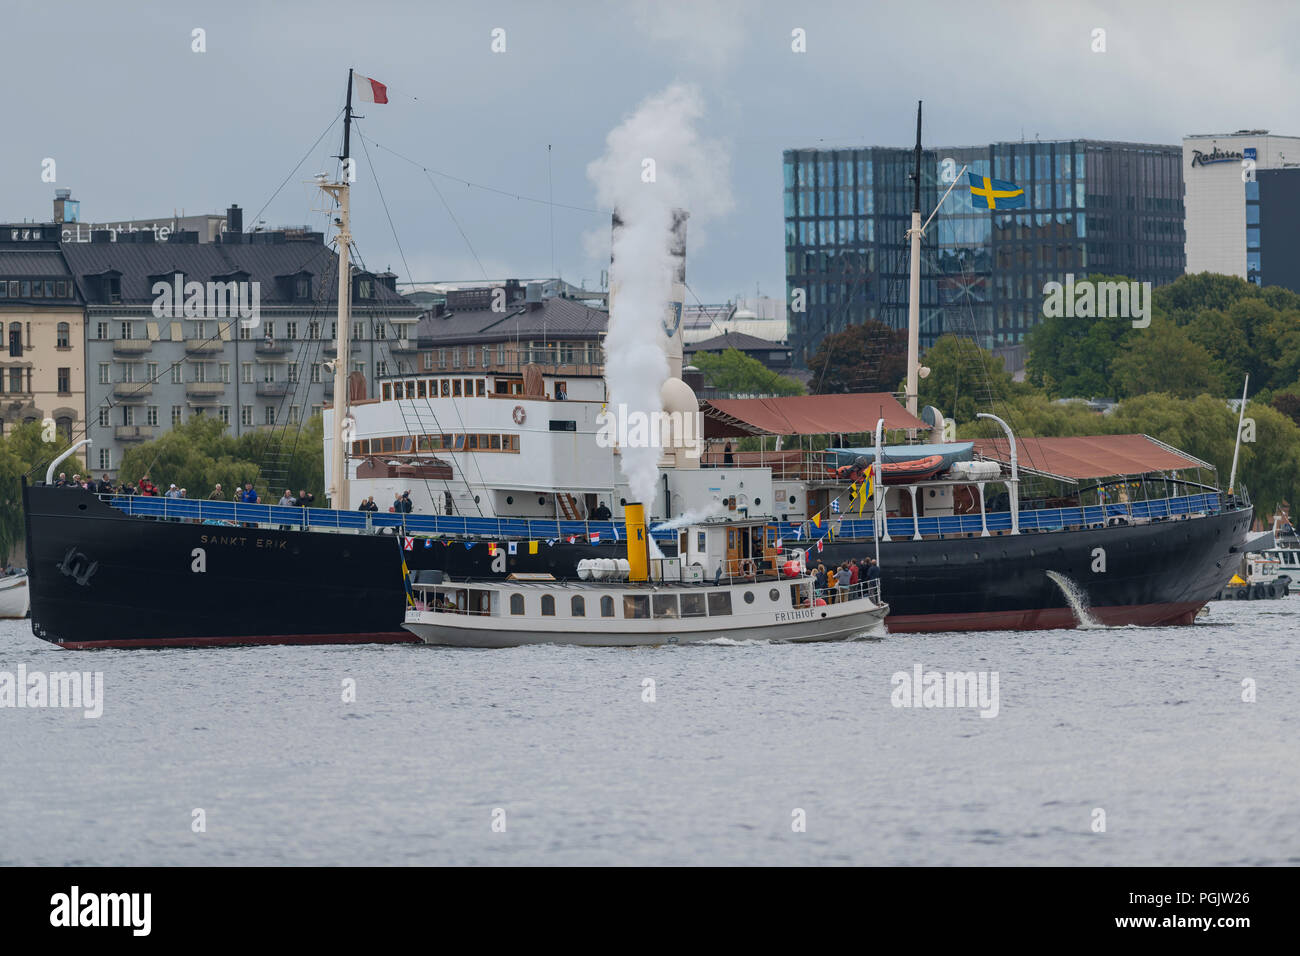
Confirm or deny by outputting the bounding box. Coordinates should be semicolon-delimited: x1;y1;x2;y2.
624;502;649;582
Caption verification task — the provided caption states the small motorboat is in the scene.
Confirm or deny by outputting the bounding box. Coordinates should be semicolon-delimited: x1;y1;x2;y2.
0;571;30;619
880;455;946;484
402;506;889;648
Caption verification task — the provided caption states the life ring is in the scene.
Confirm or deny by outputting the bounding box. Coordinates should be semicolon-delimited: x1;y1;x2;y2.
512;405;526;425
740;559;757;578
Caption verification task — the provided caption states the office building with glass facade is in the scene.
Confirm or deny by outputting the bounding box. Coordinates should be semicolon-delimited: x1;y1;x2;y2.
783;140;1185;363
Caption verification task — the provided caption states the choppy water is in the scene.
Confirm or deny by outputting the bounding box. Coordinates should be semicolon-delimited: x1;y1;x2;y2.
2;600;1297;866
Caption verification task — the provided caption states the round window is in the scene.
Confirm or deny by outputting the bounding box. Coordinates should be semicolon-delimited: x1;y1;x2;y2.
619;498;627;506
506;495;514;505
789;495;796;504
743;591;755;604
768;588;780;602
754;498;761;507
538;497;546;506
474;495;481;504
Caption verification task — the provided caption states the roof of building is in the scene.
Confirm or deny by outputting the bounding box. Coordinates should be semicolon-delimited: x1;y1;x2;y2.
0;248;74;277
60;236;415;310
416;295;608;345
973;434;1213;482
686;331;789;353
701;393;928;438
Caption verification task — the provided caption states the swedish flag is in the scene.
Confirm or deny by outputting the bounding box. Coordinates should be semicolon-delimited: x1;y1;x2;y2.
968;172;1026;209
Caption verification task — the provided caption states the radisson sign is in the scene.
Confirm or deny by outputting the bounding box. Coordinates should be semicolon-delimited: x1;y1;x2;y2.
1191;146;1245;167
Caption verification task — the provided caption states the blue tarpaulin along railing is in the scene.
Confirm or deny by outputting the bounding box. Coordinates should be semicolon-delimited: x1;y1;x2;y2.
102;491;1228;545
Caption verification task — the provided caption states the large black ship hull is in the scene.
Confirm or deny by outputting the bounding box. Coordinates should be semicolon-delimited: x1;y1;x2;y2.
22;485;1250;647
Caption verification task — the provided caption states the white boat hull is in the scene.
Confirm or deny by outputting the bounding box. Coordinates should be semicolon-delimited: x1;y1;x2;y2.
404;600;889;648
0;574;30;619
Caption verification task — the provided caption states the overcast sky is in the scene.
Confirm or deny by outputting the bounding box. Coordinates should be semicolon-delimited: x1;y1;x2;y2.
4;0;1298;304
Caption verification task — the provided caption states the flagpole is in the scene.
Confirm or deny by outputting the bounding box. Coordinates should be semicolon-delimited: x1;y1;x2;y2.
323;69;354;508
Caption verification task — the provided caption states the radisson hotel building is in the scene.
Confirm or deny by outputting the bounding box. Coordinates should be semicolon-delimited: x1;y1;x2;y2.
783;140;1185;364
1183;131;1300;291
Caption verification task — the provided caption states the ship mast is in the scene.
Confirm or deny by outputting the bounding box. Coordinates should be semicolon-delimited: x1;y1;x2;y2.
319;69;355;509
905;100;922;418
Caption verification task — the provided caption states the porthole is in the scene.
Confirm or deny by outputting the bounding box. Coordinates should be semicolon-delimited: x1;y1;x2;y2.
539;497;546;506
754;498;761;507
619;498;627;506
768;588;780;602
789;495;796;505
506;495;514;505
474;495;480;504
743;591;755;604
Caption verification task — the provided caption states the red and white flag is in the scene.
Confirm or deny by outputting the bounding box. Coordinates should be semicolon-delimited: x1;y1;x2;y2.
403;536;413;551
354;72;388;104
590;532;601;544
815;538;824;553
566;535;576;544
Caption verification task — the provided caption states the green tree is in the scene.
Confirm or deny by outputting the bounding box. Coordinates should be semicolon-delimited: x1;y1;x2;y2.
1025;273;1142;397
807;320;907;393
692;348;805;397
1111;318;1222;399
0;422;85;562
916;335;1020;424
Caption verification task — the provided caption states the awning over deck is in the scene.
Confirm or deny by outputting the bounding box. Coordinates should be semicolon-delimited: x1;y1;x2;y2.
973;434;1214;482
701;393;929;439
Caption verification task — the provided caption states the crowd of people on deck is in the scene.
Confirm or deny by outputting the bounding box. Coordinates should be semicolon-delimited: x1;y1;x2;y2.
812;556;881;604
52;472;320;508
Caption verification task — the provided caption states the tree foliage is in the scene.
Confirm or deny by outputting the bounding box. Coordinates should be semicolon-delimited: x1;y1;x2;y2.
917;335;1022;424
807;320;908;394
0;422;85;563
691;348;805;397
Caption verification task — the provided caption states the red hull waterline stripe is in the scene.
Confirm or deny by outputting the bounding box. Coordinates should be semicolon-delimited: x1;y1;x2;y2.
885;601;1205;633
54;631;419;649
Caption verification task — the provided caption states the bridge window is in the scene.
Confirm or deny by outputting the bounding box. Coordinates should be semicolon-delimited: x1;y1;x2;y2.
623;594;650;619
540;594;555;616
571;595;585;617
509;594;524;615
707;592;732;616
600;596;614;617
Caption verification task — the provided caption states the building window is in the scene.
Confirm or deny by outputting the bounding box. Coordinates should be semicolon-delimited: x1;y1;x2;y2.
218;406;230;424
146;406;158;427
359;278;373;299
171;405;183;425
288;362;299;383
147;362;158;382
239;324;250;340
310;363;321;383
172;364;184;384
98;407;109;427
286;321;298;340
377;361;388;377
57;367;70;393
308;321;320;339
374;322;386;339
56;322;70;348
7;368;22;393
220;363;231;383
264;406;275;425
295;276;311;299
263;364;275;383
98;362;111;385
7;322;20;357
96;321;109;340
241;405;253;426
98;448;111;471
290;404;301;424
119;321;134;340
241;363;253;384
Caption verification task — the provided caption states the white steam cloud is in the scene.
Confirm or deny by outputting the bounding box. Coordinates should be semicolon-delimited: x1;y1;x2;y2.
587;84;732;506
651;501;727;532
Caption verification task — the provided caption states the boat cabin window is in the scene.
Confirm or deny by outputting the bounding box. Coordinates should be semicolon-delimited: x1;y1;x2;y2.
707;592;732;616
623;594;650;619
680;593;707;618
541;594;555;616
791;584;811;608
571;595;585;617
382;383;392;400
510;594;525;615
652;595;679;619
600;596;614;617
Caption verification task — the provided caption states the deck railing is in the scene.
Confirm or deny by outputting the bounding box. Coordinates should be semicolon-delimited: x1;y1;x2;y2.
98;491;1231;544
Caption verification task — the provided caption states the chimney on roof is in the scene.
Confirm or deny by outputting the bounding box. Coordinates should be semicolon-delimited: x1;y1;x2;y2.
227;204;243;233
